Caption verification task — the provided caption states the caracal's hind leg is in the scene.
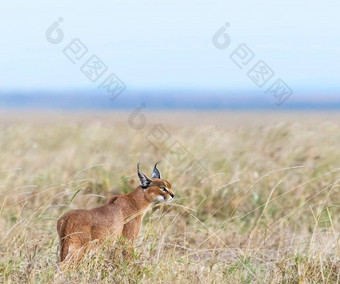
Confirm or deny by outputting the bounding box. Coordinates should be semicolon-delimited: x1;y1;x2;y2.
59;230;91;269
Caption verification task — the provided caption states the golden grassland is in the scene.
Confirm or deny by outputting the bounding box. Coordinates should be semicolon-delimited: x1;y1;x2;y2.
1;111;340;283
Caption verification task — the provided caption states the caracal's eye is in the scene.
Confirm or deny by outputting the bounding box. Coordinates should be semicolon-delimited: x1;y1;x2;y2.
161;187;168;192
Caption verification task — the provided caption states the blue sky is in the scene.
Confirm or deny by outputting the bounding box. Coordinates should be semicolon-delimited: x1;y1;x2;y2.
0;0;339;95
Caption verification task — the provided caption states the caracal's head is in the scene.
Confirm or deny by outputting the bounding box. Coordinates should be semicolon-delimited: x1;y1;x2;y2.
137;162;174;203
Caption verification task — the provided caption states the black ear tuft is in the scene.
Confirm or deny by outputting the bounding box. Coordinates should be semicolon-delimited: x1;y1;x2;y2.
137;163;152;189
152;162;162;179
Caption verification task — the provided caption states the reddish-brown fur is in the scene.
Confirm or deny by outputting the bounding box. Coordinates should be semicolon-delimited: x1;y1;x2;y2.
57;171;173;265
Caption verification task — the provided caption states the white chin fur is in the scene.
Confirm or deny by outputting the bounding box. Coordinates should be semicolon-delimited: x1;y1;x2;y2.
154;196;165;202
153;196;173;203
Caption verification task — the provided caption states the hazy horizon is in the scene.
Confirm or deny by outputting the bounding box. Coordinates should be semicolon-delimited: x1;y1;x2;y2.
1;90;340;110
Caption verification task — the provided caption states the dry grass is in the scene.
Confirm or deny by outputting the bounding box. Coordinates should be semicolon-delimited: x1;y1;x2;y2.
1;111;340;283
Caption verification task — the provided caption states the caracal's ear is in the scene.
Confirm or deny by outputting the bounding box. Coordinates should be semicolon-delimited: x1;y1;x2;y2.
137;163;152;189
152;162;162;179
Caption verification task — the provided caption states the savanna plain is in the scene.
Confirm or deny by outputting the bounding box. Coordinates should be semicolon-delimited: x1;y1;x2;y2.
1;111;340;283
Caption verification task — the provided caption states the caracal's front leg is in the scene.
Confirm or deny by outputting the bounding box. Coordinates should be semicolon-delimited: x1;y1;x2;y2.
122;217;142;260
